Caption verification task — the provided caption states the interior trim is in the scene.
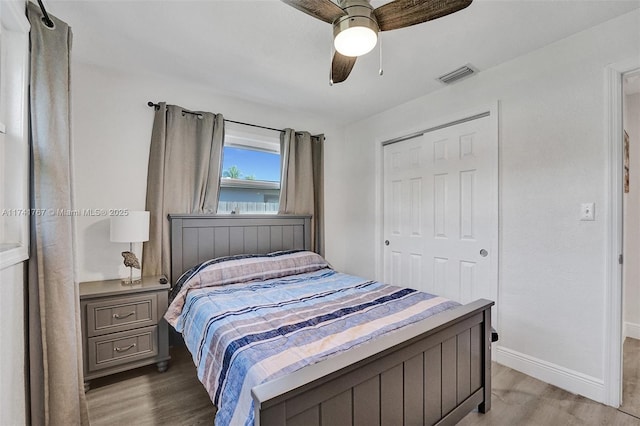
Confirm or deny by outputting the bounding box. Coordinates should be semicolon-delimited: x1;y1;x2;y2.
604;57;640;408
380;111;490;146
495;346;605;403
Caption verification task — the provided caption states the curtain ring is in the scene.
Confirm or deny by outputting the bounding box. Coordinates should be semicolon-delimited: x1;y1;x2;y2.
41;16;55;30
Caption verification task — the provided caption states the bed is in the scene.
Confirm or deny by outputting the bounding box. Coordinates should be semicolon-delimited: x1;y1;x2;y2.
168;214;493;426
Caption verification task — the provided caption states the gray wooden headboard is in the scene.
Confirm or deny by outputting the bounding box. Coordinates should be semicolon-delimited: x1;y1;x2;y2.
169;214;311;285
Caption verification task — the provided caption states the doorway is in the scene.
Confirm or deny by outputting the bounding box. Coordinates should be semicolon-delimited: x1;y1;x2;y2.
620;70;640;418
605;58;640;408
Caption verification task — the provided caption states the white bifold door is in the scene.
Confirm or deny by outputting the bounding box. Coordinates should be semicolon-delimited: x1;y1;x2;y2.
383;112;498;321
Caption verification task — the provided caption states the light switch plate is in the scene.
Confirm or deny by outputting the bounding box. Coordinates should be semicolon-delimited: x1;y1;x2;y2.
580;203;595;221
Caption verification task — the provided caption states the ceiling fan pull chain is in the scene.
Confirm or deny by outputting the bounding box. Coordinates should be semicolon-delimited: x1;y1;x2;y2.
379;33;384;76
329;41;334;86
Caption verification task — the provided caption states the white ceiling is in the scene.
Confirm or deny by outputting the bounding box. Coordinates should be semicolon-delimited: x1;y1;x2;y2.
47;0;640;125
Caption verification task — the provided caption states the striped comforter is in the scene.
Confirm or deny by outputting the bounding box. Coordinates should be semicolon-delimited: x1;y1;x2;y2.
165;251;459;426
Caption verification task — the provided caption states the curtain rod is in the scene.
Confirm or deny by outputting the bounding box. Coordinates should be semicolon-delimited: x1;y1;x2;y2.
37;0;55;28
147;102;323;140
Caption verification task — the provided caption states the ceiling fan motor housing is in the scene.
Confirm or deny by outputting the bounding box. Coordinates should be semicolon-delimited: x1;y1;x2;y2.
333;0;380;41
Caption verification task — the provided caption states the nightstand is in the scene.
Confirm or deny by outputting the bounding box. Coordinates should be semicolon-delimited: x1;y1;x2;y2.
80;275;171;391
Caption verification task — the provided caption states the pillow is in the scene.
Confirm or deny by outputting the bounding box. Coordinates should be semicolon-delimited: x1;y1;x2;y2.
168;250;330;304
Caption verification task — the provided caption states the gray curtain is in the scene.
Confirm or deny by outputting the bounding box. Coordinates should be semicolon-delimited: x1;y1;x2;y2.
27;3;89;425
143;104;224;277
278;129;325;255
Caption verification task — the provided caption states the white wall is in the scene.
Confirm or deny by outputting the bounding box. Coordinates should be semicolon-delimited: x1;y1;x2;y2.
0;262;26;425
71;62;343;282
624;92;640;339
325;9;640;403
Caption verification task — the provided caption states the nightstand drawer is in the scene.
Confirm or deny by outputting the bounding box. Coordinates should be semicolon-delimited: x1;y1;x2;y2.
86;293;158;337
87;326;158;372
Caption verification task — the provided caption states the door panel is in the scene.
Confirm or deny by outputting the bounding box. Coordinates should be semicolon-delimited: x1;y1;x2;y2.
384;135;430;293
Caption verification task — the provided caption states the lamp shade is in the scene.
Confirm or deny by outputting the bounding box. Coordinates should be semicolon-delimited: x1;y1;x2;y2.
110;211;150;243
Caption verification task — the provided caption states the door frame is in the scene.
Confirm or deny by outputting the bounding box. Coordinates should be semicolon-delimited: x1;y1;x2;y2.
374;102;500;324
604;58;640;408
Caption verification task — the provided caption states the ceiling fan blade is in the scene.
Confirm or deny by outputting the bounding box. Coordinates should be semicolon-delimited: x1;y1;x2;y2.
281;0;346;24
331;52;357;84
374;0;472;32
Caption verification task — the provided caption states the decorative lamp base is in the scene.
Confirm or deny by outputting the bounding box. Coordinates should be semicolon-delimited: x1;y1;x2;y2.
121;278;142;286
121;262;141;286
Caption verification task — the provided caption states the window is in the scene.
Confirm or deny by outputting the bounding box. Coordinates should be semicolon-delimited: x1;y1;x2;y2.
0;1;30;269
217;131;281;214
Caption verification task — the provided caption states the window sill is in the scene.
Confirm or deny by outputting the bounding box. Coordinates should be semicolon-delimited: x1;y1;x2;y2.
220;178;280;190
0;243;28;271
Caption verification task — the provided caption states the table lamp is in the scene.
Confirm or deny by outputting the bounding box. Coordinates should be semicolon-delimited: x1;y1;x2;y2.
110;211;150;285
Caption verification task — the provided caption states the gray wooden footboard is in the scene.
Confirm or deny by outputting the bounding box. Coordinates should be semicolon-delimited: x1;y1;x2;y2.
252;299;493;426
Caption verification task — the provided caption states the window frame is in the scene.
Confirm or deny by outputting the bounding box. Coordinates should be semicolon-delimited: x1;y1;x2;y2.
0;0;30;270
218;130;281;214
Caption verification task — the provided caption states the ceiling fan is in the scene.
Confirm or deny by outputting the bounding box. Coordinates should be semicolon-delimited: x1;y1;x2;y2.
281;0;472;84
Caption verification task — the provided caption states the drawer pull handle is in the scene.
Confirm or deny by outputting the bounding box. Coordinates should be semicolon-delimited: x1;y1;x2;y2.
113;311;135;320
114;343;136;352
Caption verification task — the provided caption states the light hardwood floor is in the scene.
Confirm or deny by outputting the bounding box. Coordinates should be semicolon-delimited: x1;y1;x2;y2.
459;363;639;426
86;344;640;425
86;346;214;425
621;338;640;419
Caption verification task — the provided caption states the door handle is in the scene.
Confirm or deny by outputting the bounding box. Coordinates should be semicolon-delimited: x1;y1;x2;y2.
384;240;390;246
480;249;488;257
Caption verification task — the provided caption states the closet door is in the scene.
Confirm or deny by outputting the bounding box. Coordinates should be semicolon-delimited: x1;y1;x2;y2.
383;113;497;312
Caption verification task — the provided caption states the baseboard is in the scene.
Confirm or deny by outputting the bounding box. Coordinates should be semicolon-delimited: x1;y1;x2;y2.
495;345;605;403
624;322;640;340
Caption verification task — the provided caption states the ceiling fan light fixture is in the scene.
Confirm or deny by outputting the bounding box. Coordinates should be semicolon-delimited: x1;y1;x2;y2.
333;8;379;57
334;24;377;57
282;0;473;83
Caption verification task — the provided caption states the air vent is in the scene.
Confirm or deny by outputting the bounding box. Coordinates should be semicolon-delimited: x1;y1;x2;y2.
438;65;476;84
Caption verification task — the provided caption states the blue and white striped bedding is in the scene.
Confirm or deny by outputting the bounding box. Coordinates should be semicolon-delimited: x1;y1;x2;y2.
165;251;460;426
